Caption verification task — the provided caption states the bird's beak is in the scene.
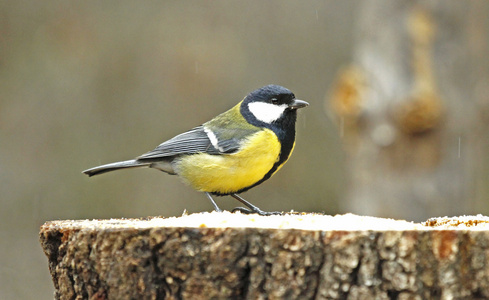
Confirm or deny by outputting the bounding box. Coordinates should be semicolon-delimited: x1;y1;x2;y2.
289;99;309;110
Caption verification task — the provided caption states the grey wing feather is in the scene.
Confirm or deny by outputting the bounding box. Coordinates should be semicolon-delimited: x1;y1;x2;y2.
216;138;241;153
137;126;239;160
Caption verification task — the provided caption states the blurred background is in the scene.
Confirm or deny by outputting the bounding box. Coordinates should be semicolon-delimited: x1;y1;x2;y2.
1;1;488;299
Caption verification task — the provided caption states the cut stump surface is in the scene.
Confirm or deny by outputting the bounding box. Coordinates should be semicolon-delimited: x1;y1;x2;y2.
40;213;489;299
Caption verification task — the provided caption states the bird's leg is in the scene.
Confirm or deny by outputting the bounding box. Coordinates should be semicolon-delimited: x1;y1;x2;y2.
205;192;222;212
230;194;282;216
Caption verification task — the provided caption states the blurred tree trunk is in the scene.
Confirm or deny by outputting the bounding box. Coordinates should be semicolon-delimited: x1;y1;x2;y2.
329;1;489;221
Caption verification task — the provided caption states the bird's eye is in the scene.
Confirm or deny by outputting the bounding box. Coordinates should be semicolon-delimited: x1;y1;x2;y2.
271;98;279;104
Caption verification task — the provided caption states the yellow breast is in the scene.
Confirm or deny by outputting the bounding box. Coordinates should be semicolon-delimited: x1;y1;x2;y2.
175;129;282;194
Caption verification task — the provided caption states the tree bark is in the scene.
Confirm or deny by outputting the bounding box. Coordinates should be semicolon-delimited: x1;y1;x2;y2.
328;0;489;221
40;213;489;299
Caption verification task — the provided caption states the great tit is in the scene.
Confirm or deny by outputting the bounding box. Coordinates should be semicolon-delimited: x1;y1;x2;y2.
83;84;308;215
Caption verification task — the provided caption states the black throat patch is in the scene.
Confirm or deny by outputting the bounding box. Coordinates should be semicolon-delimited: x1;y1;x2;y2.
235;104;298;193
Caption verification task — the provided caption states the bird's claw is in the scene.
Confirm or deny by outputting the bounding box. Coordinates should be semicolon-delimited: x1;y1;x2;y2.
232;206;282;216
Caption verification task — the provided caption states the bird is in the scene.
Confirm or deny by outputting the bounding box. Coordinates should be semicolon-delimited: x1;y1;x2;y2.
83;84;308;215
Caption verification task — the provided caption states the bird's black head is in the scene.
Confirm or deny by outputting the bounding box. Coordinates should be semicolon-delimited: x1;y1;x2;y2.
241;85;308;128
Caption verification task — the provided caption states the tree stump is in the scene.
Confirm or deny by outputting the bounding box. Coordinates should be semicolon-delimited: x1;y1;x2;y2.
40;213;489;299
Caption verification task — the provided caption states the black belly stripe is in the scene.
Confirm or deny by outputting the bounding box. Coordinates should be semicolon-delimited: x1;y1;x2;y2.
238;133;294;193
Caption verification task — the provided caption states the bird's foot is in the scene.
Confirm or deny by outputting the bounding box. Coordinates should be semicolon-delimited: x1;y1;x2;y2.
231;206;282;216
229;193;282;216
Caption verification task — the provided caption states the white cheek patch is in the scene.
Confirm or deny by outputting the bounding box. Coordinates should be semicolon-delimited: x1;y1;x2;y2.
248;102;288;123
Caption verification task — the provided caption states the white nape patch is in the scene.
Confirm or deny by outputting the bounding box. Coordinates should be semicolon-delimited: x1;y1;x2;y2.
248;102;288;123
204;126;224;152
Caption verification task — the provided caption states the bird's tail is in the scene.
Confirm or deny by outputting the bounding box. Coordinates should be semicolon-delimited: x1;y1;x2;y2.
82;160;151;177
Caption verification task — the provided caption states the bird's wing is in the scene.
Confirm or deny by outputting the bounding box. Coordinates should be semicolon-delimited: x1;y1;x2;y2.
136;125;241;160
